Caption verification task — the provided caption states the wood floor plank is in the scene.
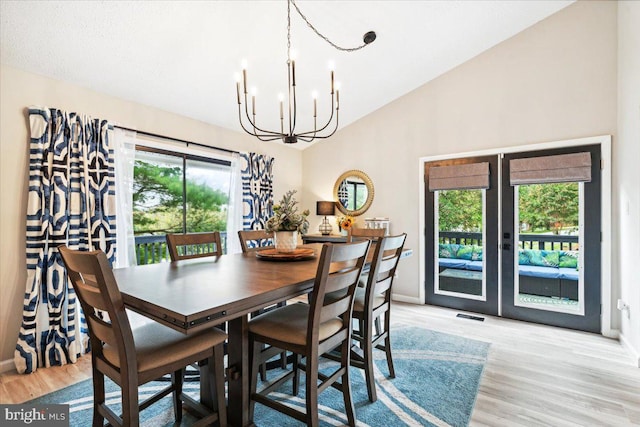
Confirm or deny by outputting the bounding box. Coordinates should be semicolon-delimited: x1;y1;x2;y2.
1;302;638;426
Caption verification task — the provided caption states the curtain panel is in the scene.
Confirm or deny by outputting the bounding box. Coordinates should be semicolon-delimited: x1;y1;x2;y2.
15;107;116;374
240;152;274;230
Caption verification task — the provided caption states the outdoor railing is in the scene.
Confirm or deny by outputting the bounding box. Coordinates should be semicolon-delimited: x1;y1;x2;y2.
134;232;229;265
438;231;579;251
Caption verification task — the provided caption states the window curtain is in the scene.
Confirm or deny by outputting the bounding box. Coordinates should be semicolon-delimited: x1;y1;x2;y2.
112;128;137;267
226;152;245;254
15;107;116;374
240;152;274;231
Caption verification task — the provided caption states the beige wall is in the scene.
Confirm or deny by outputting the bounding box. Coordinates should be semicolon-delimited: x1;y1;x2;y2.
616;0;640;365
303;0;621;326
0;65;303;365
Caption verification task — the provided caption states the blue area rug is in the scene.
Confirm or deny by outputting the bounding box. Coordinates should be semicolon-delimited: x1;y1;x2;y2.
29;326;489;426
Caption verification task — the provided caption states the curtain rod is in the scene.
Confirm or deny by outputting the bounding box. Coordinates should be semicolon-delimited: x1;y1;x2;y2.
114;125;238;155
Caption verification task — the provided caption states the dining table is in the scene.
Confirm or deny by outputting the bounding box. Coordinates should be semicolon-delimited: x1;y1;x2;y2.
114;242;412;427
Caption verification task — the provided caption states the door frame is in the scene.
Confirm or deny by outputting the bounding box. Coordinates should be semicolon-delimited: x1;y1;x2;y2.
418;135;613;337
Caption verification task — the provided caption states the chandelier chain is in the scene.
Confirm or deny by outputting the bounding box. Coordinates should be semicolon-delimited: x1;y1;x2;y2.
290;0;369;52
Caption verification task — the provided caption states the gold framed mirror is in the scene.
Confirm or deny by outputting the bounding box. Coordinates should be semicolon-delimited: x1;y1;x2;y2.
333;170;374;216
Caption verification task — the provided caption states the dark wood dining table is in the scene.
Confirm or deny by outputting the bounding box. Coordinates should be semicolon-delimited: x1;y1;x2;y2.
114;243;412;427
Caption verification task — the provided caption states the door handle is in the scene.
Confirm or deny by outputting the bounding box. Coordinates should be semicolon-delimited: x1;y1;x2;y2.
503;243;511;250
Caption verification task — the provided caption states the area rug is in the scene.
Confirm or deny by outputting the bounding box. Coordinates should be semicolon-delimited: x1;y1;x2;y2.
29;326;489;427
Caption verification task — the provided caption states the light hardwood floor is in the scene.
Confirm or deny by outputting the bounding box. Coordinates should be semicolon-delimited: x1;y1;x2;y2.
1;303;638;426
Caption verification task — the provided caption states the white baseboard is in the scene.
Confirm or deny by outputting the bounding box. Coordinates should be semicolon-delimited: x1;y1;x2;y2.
619;332;640;368
392;293;423;304
0;358;15;374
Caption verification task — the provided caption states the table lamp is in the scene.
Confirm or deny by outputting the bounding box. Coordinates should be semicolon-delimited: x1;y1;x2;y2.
316;201;335;235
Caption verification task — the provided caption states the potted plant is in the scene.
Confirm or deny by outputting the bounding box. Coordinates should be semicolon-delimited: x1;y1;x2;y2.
266;190;310;252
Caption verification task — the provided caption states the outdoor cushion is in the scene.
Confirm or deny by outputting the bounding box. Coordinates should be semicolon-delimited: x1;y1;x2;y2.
438;244;460;259
559;251;579;268
519;249;559;268
465;261;484;271
456;245;474;260
438;258;470;269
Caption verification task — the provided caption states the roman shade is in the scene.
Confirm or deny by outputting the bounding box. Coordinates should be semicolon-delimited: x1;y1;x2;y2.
428;162;490;191
510;152;591;185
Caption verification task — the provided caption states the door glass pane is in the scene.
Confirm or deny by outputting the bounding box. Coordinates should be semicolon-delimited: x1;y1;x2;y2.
514;182;584;314
434;189;486;300
185;159;231;234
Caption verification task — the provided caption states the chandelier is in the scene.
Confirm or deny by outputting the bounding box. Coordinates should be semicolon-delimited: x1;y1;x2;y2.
235;0;376;144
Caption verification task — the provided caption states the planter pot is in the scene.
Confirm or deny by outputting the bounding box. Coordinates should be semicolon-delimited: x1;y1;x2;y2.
340;229;349;237
274;231;298;253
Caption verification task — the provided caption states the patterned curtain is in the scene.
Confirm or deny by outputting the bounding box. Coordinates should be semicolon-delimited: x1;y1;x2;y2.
240;152;274;230
15;107;116;374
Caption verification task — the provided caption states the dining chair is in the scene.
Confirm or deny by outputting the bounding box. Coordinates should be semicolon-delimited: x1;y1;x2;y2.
237;229;287;380
347;226;385;242
59;246;227;427
166;231;223;261
248;240;371;427
237;229;274;252
325;233;407;403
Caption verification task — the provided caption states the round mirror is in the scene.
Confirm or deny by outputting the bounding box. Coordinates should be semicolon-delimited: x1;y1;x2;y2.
333;170;374;216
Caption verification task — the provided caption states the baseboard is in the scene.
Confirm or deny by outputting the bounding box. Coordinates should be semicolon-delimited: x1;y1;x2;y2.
392;293;423;304
619;331;640;368
0;358;15;374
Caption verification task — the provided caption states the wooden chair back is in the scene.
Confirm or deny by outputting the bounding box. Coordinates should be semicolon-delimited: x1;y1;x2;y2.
58;246;136;374
364;233;407;305
308;240;370;354
347;227;385;242
166;232;223;261
238;229;274;253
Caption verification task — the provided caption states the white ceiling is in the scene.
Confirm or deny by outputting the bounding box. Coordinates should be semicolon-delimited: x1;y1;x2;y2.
1;0;573;149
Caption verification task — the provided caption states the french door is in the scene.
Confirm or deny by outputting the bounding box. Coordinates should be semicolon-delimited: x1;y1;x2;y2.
424;155;499;316
424;145;602;333
501;145;601;332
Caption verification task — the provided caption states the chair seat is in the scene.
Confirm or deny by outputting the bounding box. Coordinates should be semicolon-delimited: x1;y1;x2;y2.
249;302;343;346
104;322;227;374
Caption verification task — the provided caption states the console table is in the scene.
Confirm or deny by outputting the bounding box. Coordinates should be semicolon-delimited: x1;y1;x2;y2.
301;234;348;244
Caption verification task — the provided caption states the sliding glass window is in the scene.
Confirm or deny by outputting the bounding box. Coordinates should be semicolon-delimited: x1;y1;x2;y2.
133;147;232;263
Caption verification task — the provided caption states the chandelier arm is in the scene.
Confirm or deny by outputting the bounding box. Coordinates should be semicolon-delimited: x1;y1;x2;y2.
295;96;336;136
301;112;340;141
237;107;285;140
242;93;284;137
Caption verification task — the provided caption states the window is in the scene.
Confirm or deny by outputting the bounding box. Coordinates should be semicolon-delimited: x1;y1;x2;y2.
133;146;232;263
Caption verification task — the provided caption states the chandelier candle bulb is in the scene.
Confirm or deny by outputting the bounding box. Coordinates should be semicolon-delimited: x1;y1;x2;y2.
292;60;296;86
242;69;247;93
331;70;334;94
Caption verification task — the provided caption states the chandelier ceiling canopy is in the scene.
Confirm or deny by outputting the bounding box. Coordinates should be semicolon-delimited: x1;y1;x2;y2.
235;0;376;144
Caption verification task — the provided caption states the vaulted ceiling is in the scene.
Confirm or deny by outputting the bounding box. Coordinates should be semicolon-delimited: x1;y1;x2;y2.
1;1;573;148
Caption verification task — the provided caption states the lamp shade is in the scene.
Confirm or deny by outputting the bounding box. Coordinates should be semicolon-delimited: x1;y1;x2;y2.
316;201;335;216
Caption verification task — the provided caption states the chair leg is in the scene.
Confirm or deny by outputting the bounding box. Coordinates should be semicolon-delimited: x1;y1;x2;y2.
121;374;140;427
212;345;228;427
172;369;183;422
384;315;395;379
341;339;357;427
292;353;301;396
249;339;262;422
92;369;106;427
280;350;288;369
363;317;378;403
306;360;319;427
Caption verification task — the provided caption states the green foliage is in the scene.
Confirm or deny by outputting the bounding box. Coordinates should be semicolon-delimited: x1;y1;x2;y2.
518;183;578;234
133;160;229;234
266;190;310;233
437;183;579;235
438;190;483;232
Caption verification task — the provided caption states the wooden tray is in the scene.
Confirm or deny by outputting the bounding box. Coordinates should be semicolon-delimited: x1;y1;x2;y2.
256;248;316;261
